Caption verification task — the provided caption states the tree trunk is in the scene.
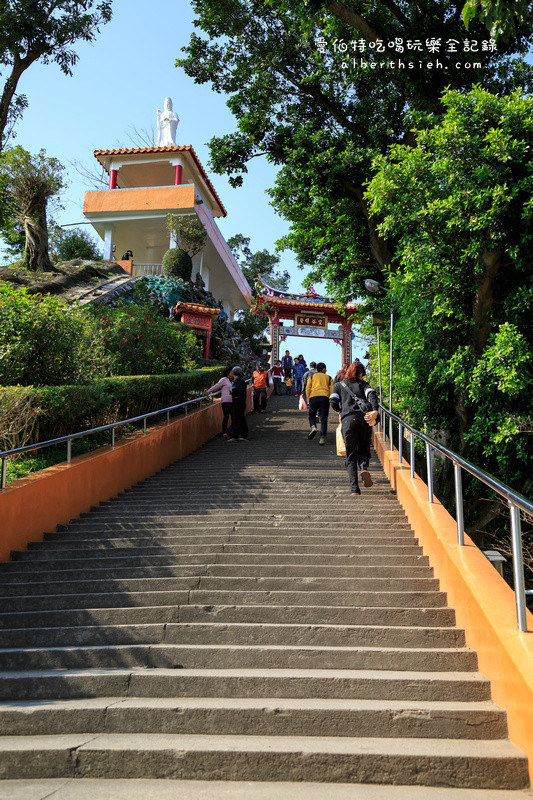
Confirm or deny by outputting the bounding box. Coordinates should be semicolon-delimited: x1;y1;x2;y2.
0;61;24;150
23;196;54;272
472;247;503;358
343;179;393;275
0;49;41;150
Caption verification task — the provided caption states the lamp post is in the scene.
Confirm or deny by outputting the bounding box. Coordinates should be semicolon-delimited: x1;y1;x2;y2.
365;279;393;446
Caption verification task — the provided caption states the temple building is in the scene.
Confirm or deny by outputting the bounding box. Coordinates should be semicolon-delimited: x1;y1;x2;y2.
82;98;251;320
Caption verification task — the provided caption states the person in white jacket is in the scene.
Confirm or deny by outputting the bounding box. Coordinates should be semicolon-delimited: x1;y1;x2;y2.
207;367;234;437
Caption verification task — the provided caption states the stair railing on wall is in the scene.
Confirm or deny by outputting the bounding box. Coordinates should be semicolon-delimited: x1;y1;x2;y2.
378;404;532;632
0;380;252;492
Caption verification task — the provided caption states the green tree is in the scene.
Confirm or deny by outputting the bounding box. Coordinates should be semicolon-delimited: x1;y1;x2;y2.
0;147;64;271
462;0;532;41
228;233;290;293
0;1;112;148
228;234;289;352
179;0;531;300
166;214;207;256
163;215;208;279
365;87;532;522
50;225;102;262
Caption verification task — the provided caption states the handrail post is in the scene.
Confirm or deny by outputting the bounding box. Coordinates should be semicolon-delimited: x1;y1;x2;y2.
389;414;393;450
143;418;147;435
66;439;72;465
426;442;434;502
409;433;415;478
377;325;383;405
111;427;115;448
398;423;403;464
1;457;6;489
166;410;170;424
454;463;465;545
510;503;528;632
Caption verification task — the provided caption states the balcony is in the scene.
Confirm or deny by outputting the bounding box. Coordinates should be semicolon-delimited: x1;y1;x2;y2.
83;184;196;216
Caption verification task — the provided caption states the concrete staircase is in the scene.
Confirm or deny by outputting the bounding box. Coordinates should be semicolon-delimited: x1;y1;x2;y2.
0;397;530;799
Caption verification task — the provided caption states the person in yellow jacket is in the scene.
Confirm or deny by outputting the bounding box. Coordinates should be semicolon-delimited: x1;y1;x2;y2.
306;362;334;445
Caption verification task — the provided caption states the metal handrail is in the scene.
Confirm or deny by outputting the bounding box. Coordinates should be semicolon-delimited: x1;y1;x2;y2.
0;381;254;490
377;403;531;632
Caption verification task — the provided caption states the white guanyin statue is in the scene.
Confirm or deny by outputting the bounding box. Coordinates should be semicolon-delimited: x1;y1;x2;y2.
157;97;179;146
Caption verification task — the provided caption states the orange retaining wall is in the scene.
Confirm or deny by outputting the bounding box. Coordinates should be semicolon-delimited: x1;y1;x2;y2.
373;430;533;781
0;390;253;563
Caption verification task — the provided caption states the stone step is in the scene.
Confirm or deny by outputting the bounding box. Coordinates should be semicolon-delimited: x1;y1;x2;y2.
49;523;411;536
73;500;397;521
0;589;448;613
11;551;431;568
0;604;456;630
0;400;525;793
0;733;527;788
68;512;407;530
0;643;477;672
2;778;531;800
0;621;465;649
0;668;492;702
0;696;506;739
0;575;441;596
92;508;404;518
0;564;435;582
40;534;418;547
28;541;425;555
68;512;408;523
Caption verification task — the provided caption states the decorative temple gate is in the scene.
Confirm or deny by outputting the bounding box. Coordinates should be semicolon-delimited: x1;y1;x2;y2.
173;302;220;359
254;282;358;365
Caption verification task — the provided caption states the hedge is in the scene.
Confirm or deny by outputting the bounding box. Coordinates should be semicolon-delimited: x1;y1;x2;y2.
0;366;225;449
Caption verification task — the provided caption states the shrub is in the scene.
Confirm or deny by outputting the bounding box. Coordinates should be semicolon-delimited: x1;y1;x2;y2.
0;387;40;451
88;302;200;376
50;226;102;262
0;282;110;386
162;248;193;280
0;367;226;447
0;285;202;386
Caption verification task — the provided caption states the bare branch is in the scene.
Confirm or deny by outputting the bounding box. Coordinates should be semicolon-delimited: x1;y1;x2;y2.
70;157;107;190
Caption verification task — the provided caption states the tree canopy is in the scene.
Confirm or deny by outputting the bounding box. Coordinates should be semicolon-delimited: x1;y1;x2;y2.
228;233;290;294
0;147;64;271
0;0;112;148
365;86;532;518
50;225;102;262
179;0;532;295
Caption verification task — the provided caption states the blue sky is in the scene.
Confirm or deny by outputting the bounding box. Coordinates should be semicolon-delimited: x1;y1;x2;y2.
7;0;370;370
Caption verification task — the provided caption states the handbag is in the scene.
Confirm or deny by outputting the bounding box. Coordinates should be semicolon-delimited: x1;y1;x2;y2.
336;424;346;456
298;393;307;411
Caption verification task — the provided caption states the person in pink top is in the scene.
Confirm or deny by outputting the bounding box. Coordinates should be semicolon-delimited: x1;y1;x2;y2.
207;367;234;437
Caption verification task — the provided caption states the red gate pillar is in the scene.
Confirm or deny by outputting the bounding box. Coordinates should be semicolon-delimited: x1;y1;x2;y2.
269;315;280;366
342;324;353;365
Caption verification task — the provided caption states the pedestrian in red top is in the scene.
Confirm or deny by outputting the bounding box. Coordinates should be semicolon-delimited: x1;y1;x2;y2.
252;363;269;413
270;360;284;395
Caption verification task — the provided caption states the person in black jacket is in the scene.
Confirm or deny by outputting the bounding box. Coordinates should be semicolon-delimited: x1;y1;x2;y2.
281;351;293;379
330;361;379;495
228;366;249;441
